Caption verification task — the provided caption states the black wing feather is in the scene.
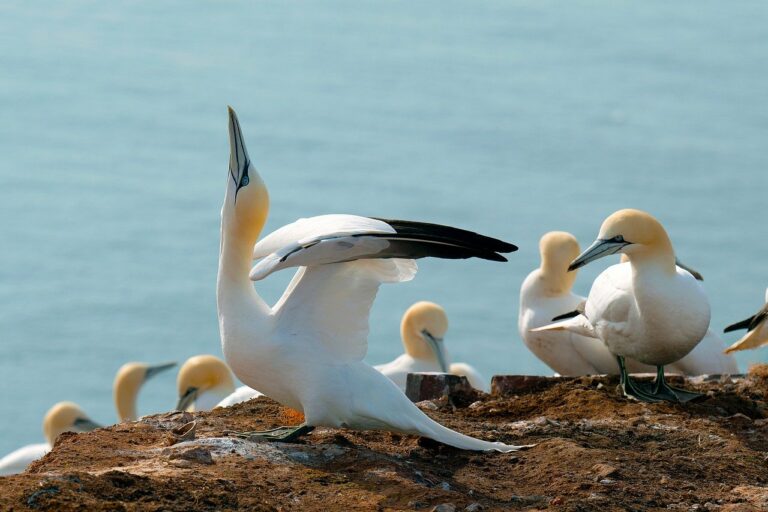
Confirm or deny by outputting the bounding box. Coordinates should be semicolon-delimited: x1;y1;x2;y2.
724;303;768;333
552;310;582;322
371;218;517;254
724;316;755;333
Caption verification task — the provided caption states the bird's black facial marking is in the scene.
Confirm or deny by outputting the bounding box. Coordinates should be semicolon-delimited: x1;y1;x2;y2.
606;235;627;244
421;329;439;342
237;160;250;195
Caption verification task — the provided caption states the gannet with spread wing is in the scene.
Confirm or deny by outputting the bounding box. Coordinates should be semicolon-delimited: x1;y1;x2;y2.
218;107;525;451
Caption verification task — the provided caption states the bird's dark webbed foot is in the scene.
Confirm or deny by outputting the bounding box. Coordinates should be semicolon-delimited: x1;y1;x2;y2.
647;366;705;403
231;424;315;443
616;356;663;403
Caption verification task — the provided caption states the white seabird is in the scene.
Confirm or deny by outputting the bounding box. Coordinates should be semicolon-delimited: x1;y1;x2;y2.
519;231;618;375
723;287;768;354
218;107;526;451
533;209;711;402
375;301;489;392
0;402;100;476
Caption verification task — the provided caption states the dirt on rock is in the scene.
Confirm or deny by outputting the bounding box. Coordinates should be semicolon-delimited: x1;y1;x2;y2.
3;367;768;511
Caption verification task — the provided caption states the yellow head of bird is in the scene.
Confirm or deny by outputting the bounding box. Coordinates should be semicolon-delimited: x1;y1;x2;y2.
223;106;270;244
42;401;100;446
176;355;235;411
401;301;449;371
569;209;674;272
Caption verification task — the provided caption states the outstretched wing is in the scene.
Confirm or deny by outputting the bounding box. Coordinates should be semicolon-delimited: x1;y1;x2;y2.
251;215;514;280
272;259;417;362
253;215;394;260
256;214;514;361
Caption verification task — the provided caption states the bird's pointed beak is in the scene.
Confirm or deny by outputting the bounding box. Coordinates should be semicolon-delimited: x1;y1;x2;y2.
675;258;704;281
422;330;448;373
227;106;251;196
568;237;630;272
176;387;198;412
144;362;177;382
73;417;102;432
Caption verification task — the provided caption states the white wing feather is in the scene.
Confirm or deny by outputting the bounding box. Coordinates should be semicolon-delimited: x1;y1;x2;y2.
253;215;394;260
272;259;417;362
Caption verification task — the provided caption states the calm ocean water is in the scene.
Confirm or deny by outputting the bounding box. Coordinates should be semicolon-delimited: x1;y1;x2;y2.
0;1;766;454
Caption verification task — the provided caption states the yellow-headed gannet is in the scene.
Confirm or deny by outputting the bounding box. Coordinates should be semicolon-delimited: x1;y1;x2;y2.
723;287;768;354
218;107;525;451
175;355;238;411
534;209;710;402
520;231;618;375
0;402;100;476
375;301;489;392
113;361;177;421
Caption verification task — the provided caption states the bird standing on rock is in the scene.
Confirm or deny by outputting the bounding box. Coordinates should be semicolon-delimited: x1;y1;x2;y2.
533;209;712;403
217;106;527;451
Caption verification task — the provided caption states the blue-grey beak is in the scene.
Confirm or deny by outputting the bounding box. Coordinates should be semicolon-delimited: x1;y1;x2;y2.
422;329;448;373
176;387;198;412
144;362;177;382
227;106;251;198
568;236;631;272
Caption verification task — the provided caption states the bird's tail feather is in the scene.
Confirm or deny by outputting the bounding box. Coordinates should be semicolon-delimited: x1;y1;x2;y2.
531;315;597;339
408;411;531;452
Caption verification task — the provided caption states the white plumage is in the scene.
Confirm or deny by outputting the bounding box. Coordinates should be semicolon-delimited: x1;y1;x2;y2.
533;209;721;402
218;107;523;451
0;444;50;477
519;231;618;375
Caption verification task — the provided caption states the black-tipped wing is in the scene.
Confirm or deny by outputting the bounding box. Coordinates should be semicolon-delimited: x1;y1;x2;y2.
724;316;755;333
250;215;515;281
724;303;768;333
373;218;517;254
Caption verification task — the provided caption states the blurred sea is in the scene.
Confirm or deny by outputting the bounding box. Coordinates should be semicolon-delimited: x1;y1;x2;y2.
0;1;766;454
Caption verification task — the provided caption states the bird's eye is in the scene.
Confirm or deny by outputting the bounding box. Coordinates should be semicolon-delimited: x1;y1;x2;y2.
612;235;625;243
241;175;249;187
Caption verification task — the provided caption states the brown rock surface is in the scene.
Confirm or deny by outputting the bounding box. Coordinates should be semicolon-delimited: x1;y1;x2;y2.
3;369;768;511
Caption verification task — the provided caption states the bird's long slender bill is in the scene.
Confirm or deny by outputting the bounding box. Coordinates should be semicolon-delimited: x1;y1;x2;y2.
568;237;630;272
144;362;177;382
73;417;102;432
422;330;448;373
675;258;704;281
227;106;250;197
176;387;198;411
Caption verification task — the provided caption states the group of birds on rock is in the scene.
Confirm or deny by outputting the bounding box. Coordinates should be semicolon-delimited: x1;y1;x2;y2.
2;106;767;474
